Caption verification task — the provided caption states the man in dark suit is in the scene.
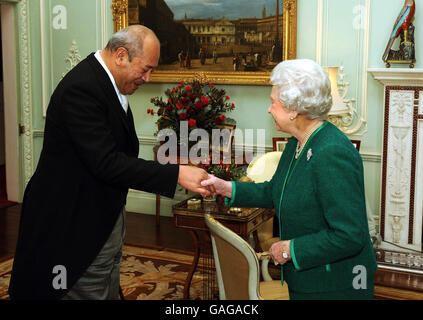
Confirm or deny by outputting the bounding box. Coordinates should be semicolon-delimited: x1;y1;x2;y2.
8;25;210;300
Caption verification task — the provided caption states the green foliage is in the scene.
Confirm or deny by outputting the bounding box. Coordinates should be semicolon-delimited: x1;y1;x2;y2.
149;80;236;140
199;158;247;181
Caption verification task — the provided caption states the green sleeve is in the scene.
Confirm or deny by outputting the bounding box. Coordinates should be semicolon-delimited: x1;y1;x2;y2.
224;182;237;207
290;239;301;270
227;180;275;209
291;145;369;271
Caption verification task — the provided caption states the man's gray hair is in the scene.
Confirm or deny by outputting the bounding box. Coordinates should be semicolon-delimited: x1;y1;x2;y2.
105;25;158;61
270;59;333;120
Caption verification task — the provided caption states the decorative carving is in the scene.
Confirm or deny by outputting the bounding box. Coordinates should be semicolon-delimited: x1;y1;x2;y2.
390;215;404;243
62;40;81;78
388;92;413;204
111;0;128;33
327;65;357;133
367;78;423;278
283;0;297;62
371;81;423;254
385;90;414;245
389;124;410;199
369;68;423;254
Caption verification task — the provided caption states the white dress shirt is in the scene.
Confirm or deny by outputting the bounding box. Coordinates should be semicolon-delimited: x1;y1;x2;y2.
94;50;128;113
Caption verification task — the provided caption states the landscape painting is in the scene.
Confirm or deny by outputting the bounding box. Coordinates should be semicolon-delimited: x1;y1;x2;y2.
122;0;297;84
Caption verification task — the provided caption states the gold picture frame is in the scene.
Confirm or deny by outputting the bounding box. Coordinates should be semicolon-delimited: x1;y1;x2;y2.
350;139;361;151
272;137;290;152
214;123;236;153
111;0;297;86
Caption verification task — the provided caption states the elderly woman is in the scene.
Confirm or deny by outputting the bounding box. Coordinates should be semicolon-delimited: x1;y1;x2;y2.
202;59;377;300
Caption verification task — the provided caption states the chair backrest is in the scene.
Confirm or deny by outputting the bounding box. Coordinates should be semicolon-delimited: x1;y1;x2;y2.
204;214;262;300
246;152;282;251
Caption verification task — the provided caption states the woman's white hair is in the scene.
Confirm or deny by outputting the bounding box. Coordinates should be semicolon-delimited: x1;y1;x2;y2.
270;59;333;120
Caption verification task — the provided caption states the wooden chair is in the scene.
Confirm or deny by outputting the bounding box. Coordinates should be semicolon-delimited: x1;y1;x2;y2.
204;213;289;300
246;151;282;252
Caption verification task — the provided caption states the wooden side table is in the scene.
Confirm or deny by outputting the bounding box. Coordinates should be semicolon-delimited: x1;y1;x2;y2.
172;197;275;299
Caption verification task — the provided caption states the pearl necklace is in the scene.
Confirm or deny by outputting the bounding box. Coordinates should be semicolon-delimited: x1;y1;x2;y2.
295;121;324;159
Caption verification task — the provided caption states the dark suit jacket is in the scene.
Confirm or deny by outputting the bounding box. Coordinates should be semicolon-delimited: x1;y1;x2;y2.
8;53;179;299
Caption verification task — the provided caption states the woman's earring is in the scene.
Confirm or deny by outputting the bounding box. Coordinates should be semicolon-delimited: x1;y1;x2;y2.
290;116;295;121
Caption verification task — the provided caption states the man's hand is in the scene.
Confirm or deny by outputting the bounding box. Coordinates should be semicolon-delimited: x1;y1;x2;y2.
178;165;211;198
200;174;233;198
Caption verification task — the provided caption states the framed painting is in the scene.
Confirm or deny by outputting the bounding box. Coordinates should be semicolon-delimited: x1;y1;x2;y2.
111;0;297;85
213;123;236;153
350;139;361;151
272;137;290;152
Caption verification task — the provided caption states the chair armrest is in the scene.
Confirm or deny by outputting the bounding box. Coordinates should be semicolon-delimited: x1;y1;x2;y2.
257;251;273;282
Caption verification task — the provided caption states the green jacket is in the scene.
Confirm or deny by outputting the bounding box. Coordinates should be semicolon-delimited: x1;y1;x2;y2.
228;121;377;293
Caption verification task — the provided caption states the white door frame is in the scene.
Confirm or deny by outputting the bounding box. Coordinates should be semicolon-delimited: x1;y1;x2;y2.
1;3;20;202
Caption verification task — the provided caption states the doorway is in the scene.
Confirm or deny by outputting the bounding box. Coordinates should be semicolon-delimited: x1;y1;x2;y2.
0;4;19;207
0;11;14;209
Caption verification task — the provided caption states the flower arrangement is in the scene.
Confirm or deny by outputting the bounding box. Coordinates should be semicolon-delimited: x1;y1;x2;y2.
149;80;235;140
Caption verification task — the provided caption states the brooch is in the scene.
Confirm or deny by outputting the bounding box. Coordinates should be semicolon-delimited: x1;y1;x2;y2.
307;148;313;161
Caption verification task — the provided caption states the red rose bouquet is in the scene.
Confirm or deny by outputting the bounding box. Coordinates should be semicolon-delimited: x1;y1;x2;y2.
149;80;236;141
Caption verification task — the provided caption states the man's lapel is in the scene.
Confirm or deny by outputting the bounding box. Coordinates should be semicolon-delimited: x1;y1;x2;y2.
126;105;140;155
87;53;138;154
87;53;132;135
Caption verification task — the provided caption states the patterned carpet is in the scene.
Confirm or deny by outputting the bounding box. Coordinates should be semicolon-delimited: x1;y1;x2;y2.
0;245;209;300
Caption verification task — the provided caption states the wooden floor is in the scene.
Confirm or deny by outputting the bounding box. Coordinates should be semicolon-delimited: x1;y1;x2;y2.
4;204;423;300
0;204;194;259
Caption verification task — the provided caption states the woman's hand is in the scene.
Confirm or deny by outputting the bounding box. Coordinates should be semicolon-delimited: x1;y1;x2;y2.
200;174;233;198
178;165;211;198
269;240;291;265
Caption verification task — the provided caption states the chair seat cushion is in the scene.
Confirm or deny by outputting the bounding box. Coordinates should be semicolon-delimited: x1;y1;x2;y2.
259;280;290;300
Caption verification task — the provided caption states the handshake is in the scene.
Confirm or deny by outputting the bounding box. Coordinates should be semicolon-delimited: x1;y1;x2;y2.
178;165;233;199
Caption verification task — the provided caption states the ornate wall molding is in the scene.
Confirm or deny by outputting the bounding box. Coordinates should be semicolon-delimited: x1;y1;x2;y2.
62;40;81;78
18;0;34;187
41;0;110;117
317;0;370;136
315;0;324;65
345;0;371;136
100;0;109;48
368;68;423;86
283;0;297;62
40;0;48;117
